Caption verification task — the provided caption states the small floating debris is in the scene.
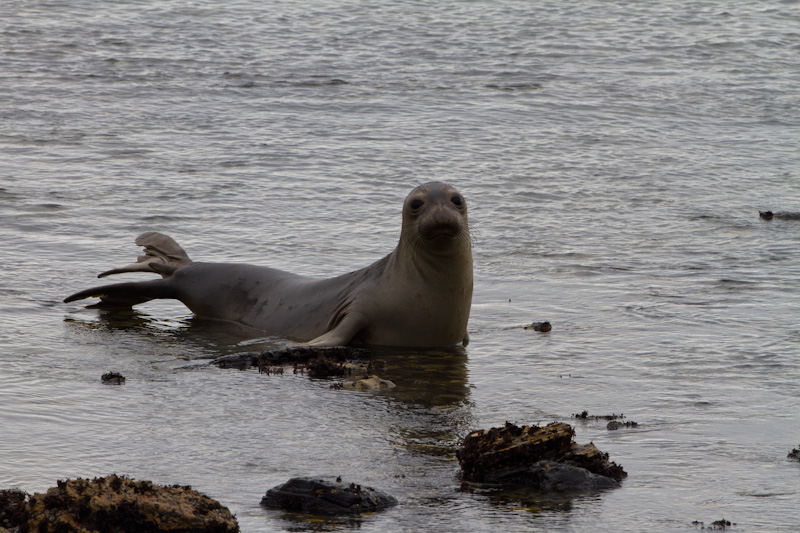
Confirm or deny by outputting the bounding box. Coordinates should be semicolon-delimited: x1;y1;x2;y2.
456;421;626;493
572;410;625;421
607;420;639;430
100;371;125;385
261;477;397;515
523;321;552;332
693;518;735;530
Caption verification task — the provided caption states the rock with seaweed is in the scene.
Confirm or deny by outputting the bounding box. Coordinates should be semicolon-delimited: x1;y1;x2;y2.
456;421;626;493
0;474;238;533
210;346;372;372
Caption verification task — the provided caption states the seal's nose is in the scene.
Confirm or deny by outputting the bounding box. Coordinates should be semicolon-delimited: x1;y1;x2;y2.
419;203;463;239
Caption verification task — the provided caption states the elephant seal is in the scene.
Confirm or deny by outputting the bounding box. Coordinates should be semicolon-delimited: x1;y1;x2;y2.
64;182;473;348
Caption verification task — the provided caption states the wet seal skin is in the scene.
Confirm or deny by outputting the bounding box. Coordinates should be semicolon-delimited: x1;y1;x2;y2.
64;182;473;348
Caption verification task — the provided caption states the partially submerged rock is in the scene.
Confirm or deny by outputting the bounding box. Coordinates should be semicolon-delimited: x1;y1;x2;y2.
210;346;372;373
693;518;736;530
760;210;800;220
523;321;552;332
607;420;638;430
572;410;625;421
1;474;238;532
456;422;626;493
101;371;125;385
306;356;351;378
572;411;639;430
261;477;397;516
0;489;26;531
340;375;396;391
211;347;393;391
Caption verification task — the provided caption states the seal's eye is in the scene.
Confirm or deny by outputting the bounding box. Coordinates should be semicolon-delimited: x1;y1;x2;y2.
451;195;464;207
410;198;424;211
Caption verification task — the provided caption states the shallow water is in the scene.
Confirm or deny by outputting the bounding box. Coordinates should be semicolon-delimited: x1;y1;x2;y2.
2;0;799;531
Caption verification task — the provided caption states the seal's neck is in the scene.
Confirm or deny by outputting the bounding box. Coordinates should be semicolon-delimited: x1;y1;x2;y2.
392;233;473;284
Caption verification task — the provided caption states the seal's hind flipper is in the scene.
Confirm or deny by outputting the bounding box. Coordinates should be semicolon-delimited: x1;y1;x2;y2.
64;279;175;307
98;232;192;278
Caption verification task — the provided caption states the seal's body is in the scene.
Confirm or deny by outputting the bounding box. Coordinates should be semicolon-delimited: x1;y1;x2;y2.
65;182;473;348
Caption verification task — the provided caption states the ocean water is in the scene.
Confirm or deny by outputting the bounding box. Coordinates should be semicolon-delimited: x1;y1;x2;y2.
1;0;799;531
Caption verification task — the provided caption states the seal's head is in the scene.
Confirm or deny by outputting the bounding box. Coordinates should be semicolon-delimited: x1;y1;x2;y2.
402;182;470;251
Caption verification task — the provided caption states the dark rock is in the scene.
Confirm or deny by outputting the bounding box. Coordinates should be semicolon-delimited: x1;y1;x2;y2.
711;518;733;529
560;443;627;482
694;518;736;530
261;477;397;516
572;410;625;421
760;210;800;221
457;422;575;483
0;489;27;530
456;421;626;493
607;420;638;430
504;461;620;492
259;346;372;369
4;474;238;532
307;356;350;378
210;351;262;370
210;346;372;371
101;371;125;384
523;321;552;332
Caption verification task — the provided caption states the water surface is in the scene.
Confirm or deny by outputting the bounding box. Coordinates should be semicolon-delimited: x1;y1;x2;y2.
1;1;799;531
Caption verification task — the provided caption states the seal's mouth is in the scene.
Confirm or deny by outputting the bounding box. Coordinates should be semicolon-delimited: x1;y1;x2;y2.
418;218;463;240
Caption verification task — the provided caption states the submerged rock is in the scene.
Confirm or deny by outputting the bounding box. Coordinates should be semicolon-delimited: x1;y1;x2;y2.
510;461;620;492
523;321;552;332
210;346;372;371
261;477;397;515
760;210;800;220
693;518;736;530
607;420;639;430
340;375;396;391
1;474;238;532
572;410;625;421
456;421;626;493
306;356;352;378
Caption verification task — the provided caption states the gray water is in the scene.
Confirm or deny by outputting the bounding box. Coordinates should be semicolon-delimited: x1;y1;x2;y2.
2;0;799;531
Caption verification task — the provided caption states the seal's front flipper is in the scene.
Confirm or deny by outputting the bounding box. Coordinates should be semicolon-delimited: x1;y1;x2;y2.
98;232;192;279
64;279;175;308
303;315;365;347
